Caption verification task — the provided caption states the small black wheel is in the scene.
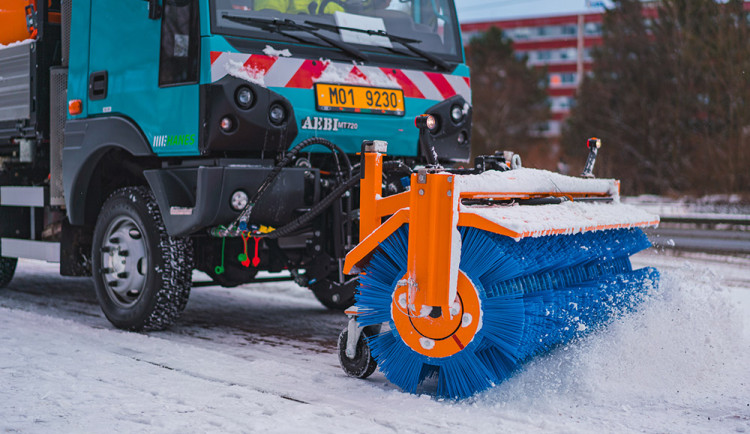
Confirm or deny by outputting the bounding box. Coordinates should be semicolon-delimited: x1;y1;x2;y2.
311;277;357;310
0;257;18;288
92;186;193;331
338;325;378;379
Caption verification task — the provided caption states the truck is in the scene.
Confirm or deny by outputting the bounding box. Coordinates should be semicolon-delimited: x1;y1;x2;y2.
0;0;472;330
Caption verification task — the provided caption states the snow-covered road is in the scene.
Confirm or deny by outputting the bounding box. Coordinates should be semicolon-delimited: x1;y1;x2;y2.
1;251;749;433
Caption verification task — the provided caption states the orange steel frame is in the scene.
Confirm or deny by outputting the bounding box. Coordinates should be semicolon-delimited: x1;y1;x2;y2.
343;148;650;311
345;150;464;311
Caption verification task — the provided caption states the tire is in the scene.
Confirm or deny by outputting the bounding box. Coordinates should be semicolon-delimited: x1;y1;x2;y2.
338;325;378;379
311;276;357;311
92;186;193;331
0;257;17;288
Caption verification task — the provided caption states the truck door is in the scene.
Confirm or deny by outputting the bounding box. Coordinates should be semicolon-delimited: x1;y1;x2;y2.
87;0;200;156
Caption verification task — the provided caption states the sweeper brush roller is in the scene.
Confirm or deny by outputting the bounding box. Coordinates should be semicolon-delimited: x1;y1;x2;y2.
356;226;658;398
339;139;660;399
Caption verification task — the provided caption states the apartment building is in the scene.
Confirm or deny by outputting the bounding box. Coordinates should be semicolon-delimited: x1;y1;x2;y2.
461;12;605;138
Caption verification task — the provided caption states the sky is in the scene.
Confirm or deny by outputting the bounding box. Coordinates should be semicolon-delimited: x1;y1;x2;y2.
455;0;615;23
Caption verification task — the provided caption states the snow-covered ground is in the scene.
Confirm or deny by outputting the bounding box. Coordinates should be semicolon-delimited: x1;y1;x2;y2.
1;251;749;433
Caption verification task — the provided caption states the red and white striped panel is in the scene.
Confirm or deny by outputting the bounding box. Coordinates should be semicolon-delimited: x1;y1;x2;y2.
210;51;472;103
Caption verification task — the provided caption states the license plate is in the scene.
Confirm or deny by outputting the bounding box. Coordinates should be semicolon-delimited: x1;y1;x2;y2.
315;84;405;116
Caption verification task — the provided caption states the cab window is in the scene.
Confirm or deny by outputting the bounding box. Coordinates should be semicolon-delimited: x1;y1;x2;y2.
159;0;200;86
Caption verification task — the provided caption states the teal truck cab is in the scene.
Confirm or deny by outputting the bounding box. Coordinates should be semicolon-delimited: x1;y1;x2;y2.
0;0;471;330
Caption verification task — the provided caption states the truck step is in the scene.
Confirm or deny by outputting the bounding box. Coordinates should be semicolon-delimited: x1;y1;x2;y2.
1;238;60;263
0;186;46;207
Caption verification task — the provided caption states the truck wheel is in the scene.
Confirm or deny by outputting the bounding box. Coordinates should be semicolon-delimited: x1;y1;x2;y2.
92;187;193;331
0;257;17;288
311;277;357;310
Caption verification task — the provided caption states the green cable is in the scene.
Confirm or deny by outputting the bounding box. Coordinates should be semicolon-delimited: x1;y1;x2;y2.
215;229;227;275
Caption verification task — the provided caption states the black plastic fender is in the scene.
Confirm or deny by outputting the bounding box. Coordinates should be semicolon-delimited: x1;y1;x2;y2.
63;116;154;225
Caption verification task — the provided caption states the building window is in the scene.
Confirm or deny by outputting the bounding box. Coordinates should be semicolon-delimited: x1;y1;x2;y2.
549;73;577;87
549;96;576;112
524;48;579;65
464;31;479;43
562;24;578;36
584;22;602;36
559;48;576;60
561;73;576;84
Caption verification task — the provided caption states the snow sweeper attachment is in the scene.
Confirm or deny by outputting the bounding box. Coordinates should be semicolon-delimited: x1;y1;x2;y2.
338;124;660;399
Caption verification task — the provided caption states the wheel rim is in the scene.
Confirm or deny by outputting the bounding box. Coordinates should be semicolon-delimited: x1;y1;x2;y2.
100;215;149;308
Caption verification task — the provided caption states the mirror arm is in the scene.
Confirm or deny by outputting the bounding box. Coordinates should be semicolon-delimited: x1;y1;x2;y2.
148;0;162;20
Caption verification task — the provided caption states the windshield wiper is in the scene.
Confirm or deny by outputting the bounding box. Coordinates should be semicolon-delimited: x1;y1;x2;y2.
304;21;452;71
222;14;368;62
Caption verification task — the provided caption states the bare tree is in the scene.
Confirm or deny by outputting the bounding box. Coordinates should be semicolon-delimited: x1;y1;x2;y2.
562;0;750;195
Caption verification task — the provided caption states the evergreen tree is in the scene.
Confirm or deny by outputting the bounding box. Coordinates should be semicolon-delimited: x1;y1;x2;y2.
467;27;550;158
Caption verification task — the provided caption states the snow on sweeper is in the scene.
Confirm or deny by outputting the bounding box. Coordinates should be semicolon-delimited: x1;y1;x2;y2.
0;0;659;398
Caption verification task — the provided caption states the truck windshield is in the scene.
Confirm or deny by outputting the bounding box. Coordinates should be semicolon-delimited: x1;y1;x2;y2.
211;0;462;65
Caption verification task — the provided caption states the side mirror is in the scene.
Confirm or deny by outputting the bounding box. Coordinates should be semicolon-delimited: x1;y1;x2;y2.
148;0;162;20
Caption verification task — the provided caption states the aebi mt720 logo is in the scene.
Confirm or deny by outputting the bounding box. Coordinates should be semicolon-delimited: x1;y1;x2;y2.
300;116;358;132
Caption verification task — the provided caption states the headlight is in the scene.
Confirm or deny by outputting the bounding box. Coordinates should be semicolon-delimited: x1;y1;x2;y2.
457;130;468;145
415;114;438;131
269;104;286;125
230;190;249;211
450;105;463;123
235;86;255;109
220;116;234;132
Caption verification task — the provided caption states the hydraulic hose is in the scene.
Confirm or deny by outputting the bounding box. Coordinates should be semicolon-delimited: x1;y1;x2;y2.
250;137;352;210
265;170;361;239
211;138;352;237
264;160;408;239
210;140;406;239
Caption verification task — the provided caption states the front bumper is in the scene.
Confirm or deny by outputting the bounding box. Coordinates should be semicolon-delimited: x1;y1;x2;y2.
144;161;319;237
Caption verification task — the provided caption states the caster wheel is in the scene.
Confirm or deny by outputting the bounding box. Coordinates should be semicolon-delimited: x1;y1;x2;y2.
338;325;378;379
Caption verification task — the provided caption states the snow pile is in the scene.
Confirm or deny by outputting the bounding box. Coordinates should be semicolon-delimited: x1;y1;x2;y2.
1;257;748;433
312;61;400;88
461;201;659;238
455;168;659;238
623;194;750;217
0;39;34;51
263;45;292;58
225;59;266;86
456;168;620;198
348;65;403;88
476;258;750;433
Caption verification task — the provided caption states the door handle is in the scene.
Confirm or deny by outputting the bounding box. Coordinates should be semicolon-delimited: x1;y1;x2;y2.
88;71;108;101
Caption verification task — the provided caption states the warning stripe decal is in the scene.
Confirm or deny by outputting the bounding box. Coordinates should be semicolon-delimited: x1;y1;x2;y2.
242;55;277;77
381;67;425;99
210;51;471;103
286;59;328;89
424;72;456;100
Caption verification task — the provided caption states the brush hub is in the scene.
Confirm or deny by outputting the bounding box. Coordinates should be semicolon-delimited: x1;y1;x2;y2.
391;271;482;358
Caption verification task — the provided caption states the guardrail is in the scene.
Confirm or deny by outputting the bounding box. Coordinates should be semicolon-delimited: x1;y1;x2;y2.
658;214;750;226
646;214;750;254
